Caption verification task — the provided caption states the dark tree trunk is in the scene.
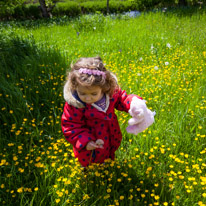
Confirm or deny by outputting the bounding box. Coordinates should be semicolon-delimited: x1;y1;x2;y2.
39;0;51;18
107;0;109;14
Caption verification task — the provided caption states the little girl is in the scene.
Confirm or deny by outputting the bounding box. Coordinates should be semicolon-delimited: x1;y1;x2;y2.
61;56;143;167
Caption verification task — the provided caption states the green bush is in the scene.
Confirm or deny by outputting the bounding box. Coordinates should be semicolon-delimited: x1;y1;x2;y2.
14;4;41;19
1;0;206;20
13;5;25;19
134;0;162;10
109;1;138;13
53;1;81;17
80;1;137;14
69;0;116;2
134;0;206;10
0;5;14;19
24;4;41;19
0;4;41;20
80;1;107;13
73;12;106;32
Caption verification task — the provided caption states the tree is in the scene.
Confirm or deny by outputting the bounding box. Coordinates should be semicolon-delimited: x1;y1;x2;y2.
39;0;59;18
39;0;50;18
107;0;109;14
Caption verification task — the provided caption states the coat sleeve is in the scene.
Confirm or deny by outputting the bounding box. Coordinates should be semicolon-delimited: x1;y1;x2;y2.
114;88;143;112
61;102;96;151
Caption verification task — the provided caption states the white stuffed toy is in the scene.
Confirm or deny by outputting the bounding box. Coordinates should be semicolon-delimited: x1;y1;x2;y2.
126;97;156;135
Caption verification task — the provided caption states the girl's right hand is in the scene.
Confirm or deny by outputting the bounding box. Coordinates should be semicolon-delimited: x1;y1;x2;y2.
86;141;104;150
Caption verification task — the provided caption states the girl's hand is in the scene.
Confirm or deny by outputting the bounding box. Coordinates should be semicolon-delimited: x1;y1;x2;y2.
86;141;104;150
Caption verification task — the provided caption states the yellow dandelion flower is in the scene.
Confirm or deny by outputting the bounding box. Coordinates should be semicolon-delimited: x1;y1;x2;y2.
104;194;110;199
83;194;90;200
128;194;133;200
179;175;184;179
176;195;180;199
154;195;160;200
56;199;60;203
169;177;173;181
141;194;145;198
202;193;206;197
34;187;38;191
13;156;18;161
17;187;23;193
107;188;111;193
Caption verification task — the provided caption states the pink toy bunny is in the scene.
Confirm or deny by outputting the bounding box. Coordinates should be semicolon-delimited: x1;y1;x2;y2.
126;97;156;135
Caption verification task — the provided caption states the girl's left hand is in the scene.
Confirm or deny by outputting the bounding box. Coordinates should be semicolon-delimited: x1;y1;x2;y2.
86;141;104;150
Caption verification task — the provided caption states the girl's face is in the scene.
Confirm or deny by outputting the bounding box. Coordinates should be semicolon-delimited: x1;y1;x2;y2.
76;85;103;104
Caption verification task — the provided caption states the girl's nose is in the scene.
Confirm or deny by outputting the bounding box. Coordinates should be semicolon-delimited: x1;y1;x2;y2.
85;96;91;101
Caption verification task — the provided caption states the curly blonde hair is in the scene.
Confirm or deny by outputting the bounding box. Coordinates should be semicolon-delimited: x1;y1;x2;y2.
67;56;119;96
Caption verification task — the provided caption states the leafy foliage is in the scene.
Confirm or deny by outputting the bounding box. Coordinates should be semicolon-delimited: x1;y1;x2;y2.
73;12;106;32
53;1;81;17
1;0;206;19
0;0;24;17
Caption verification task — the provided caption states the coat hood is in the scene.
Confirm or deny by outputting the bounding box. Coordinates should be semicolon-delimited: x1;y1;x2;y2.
63;73;118;109
63;81;85;108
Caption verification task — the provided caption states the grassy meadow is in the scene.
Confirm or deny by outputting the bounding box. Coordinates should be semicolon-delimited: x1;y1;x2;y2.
0;9;206;206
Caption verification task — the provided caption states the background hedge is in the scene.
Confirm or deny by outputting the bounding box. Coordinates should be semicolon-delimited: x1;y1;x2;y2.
0;0;205;20
52;1;81;17
0;4;41;20
0;0;138;20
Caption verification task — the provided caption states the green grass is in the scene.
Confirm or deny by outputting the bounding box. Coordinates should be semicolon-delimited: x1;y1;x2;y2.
0;9;206;205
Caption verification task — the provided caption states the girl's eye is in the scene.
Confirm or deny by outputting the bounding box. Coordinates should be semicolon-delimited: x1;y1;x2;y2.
79;93;85;96
92;93;97;96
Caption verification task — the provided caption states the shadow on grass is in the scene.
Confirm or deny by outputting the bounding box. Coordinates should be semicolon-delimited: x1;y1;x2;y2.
0;33;67;146
161;5;206;18
74;160;173;206
0;33;70;205
0;16;72;30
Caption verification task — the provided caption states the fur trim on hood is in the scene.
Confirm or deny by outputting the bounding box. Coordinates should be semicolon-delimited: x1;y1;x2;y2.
63;81;85;108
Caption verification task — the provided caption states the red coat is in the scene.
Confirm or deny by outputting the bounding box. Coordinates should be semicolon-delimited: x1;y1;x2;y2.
61;87;142;167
